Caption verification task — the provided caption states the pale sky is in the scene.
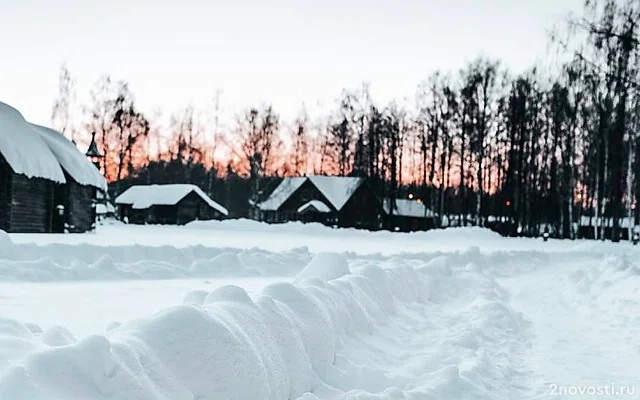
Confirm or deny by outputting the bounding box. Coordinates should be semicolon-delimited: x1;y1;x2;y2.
1;0;585;128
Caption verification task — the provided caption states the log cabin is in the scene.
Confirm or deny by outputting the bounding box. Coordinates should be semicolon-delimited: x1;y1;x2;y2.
257;176;381;230
0;102;67;233
115;184;228;225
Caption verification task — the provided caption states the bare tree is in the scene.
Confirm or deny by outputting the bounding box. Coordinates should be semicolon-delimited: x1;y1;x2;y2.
52;64;76;139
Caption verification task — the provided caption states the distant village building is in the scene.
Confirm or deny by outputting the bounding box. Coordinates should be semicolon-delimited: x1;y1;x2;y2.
383;198;438;232
115;184;228;225
256;176;381;230
0;101;106;233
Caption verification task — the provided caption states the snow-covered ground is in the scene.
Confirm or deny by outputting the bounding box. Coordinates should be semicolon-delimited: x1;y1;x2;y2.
1;221;639;399
10;219;636;254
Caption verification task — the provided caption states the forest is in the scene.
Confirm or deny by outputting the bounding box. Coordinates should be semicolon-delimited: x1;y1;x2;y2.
51;0;640;241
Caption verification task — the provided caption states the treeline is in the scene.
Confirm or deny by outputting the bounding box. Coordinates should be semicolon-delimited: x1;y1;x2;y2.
53;0;640;240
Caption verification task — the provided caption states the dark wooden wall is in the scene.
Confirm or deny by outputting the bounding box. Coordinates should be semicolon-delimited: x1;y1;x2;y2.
384;215;437;232
0;155;11;232
66;180;97;233
338;182;380;230
9;174;54;233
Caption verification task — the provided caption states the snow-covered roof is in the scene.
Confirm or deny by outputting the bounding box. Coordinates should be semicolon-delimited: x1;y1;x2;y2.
258;175;365;212
115;184;228;215
297;200;331;213
383;199;437;218
0;102;66;183
31;124;107;191
308;176;364;211
257;177;307;211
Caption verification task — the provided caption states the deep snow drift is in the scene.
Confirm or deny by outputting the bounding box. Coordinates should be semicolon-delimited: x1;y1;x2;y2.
0;250;534;399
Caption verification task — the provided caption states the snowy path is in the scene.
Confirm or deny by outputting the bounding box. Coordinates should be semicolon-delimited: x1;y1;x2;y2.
499;257;640;399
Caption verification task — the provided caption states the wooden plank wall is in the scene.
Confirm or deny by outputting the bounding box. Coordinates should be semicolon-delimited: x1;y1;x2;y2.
66;180;96;233
0;155;12;232
10;174;54;233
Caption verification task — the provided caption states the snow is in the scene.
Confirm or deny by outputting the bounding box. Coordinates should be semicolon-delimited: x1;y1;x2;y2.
383;198;437;218
0;102;66;183
30;124;107;191
0;278;282;338
96;203;115;215
297;200;331;213
115;184;228;215
12;220;628;256
2;223;640;399
308;176;363;211
0;239;310;281
258;177;307;210
294;252;350;282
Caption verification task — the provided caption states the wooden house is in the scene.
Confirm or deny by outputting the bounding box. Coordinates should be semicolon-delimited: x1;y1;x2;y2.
257;176;381;230
382;198;438;232
32;124;107;233
115;184;228;225
0;102;67;233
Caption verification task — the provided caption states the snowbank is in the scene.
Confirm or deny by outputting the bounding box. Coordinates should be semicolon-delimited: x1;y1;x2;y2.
422;226;503;240
0;244;311;281
13;220;624;255
0;230;13;258
0;252;531;399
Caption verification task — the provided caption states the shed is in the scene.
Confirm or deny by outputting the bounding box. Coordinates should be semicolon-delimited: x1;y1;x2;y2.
383;198;438;232
0;102;66;233
115;184;228;225
32;124;107;233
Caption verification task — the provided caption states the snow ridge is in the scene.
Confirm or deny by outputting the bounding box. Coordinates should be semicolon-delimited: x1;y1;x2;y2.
0;251;532;399
0;239;310;281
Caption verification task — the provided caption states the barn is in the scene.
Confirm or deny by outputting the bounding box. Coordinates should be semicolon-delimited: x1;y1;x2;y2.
257;176;381;230
0;102;67;233
115;184;228;225
32;124;107;233
382;198;438;232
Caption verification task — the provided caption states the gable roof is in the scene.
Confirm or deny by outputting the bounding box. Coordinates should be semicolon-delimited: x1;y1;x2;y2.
258;175;365;212
308;176;364;211
257;177;307;211
383;198;437;218
31;124;107;191
0;102;66;183
115;184;228;215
